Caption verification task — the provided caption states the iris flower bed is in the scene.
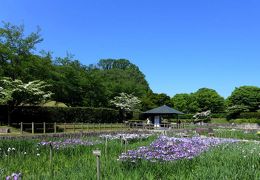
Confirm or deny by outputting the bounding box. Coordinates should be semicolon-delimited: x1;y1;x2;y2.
0;135;259;179
119;136;239;162
99;133;152;141
39;138;101;149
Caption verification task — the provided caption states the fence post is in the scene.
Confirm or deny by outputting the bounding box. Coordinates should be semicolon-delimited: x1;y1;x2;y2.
20;122;23;134
81;122;84;132
73;123;75;133
32;122;34;134
64;123;66;133
43;122;46;134
93;149;101;180
54;122;57;133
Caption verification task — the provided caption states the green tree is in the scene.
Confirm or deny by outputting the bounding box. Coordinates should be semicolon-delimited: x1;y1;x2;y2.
172;93;199;113
226;86;260;112
110;92;141;121
226;105;249;120
151;93;172;107
96;59;150;99
141;92;173;111
0;77;52;125
0;23;151;109
193;88;225;113
0;22;43;80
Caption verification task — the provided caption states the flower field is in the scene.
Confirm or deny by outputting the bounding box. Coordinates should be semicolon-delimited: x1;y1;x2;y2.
119;136;238;162
0;132;259;179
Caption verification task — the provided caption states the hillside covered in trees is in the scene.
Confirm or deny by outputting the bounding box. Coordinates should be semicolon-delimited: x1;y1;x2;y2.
1;22;260;115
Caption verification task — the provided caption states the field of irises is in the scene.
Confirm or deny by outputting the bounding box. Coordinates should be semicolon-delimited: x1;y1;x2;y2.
0;131;259;179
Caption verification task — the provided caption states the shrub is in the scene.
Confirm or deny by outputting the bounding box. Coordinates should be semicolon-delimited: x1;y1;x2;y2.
239;112;260;119
0;106;119;124
226;105;249;120
211;113;226;118
230;118;260;124
178;114;194;119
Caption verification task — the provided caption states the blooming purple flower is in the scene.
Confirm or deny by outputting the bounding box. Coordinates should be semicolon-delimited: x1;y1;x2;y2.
39;139;101;149
6;172;22;180
100;133;152;141
119;136;239;162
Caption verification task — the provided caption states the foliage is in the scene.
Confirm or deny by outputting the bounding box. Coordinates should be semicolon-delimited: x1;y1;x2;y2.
1;22;260;118
178;114;194;119
0;22;151;108
0;77;52;106
141;92;172;111
171;93;199;113
178;113;227;120
96;59;150;99
110;92;141;112
226;86;260;112
226;105;249;120
193;110;211;123
172;89;225;113
230;118;260;124
210;113;227;118
110;92;141;120
0;106;119;124
239;112;260;119
0;22;43;80
193;88;225;113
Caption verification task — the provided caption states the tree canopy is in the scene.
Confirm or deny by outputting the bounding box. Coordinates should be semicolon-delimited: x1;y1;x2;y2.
172;88;225;113
0;22;150;108
1;22;259;116
226;86;260;112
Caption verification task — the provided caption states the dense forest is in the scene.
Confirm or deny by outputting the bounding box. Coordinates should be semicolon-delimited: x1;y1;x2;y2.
1;22;260;115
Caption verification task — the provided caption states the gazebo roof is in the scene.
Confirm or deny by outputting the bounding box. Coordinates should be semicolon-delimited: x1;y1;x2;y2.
142;105;184;115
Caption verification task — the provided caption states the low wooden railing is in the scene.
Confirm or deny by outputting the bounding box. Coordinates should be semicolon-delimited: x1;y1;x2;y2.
17;122;191;134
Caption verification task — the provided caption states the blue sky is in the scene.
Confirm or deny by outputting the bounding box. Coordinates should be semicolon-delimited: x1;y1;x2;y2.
1;0;260;98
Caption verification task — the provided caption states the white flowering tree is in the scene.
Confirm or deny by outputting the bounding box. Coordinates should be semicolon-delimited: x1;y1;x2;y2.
0;77;53;125
110;92;141;121
193;110;211;124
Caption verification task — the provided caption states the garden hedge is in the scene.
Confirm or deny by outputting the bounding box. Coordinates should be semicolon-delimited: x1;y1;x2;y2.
239;112;260;119
0;106;120;124
178;113;226;119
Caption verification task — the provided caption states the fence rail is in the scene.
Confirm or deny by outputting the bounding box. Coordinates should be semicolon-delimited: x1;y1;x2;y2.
17;122;190;134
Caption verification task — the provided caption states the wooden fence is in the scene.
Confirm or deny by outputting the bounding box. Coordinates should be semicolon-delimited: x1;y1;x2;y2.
18;122;190;134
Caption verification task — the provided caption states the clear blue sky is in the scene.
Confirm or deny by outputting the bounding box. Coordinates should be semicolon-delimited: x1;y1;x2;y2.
1;0;260;98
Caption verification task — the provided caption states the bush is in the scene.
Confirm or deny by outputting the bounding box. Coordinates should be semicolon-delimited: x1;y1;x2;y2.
178;114;194;119
211;113;226;118
0;106;120;124
230;118;260;124
239;112;260;119
178;113;226;120
226;105;249;120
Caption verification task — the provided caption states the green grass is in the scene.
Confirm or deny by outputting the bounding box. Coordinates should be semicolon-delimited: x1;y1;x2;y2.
210;118;229;124
214;128;260;140
0;134;259;179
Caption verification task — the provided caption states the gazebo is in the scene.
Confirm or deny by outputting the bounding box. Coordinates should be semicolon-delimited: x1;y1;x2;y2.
142;105;184;127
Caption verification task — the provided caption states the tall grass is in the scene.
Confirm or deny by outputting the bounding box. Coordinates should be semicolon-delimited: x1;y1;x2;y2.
214;129;259;140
